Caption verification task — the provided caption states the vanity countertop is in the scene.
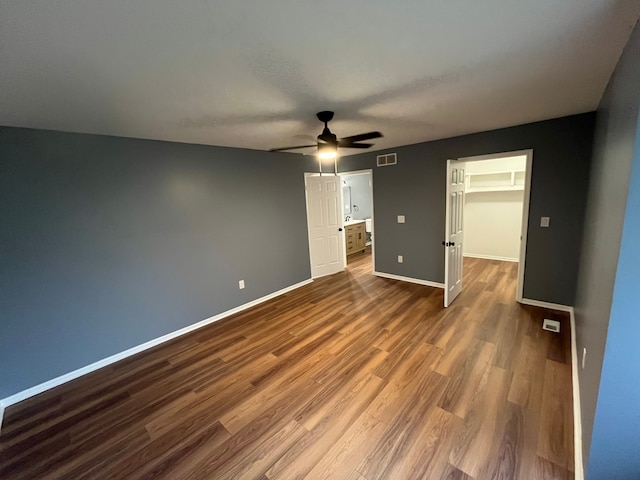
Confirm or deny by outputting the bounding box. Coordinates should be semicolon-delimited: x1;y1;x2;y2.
344;219;366;226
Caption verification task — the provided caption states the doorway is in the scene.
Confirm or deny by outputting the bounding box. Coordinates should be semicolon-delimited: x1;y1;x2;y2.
340;170;374;270
304;169;375;279
444;150;533;306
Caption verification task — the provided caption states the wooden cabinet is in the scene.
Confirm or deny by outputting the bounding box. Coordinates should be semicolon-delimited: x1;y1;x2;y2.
345;222;366;256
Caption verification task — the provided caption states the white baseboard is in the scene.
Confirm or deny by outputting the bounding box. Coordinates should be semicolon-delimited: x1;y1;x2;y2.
518;297;573;312
374;271;444;289
520;299;583;479
0;278;313;433
570;308;584;480
463;253;519;262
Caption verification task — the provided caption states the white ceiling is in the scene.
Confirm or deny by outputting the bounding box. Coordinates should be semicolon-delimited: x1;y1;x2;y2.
1;1;639;153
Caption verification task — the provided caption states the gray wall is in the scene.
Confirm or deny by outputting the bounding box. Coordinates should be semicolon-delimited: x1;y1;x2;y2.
574;19;640;478
0;127;313;399
0;113;597;404
343;173;372;220
341;113;595;304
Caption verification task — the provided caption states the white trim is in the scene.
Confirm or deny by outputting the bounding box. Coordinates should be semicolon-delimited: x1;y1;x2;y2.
374;271;444;289
518;300;583;478
516;150;534;302
0;278;313;432
463;253;519;262
457;149;534;163
0;401;5;432
339;169;371;177
570;308;584;480
518;297;573;312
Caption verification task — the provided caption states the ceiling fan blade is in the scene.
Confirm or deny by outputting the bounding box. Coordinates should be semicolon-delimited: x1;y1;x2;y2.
269;144;317;152
340;143;373;149
339;131;383;143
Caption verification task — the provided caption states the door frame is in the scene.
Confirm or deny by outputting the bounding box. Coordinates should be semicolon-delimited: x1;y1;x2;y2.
303;172;346;278
455;149;533;302
339;169;375;274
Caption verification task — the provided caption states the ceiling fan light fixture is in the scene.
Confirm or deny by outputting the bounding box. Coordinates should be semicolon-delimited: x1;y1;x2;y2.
317;143;337;160
318;151;337;160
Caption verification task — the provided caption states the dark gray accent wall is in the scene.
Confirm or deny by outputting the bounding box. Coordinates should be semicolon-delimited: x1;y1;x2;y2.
574;20;640;478
340;113;595;304
0;127;313;399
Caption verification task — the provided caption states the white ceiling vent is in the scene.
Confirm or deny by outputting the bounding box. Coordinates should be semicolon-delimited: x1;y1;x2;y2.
377;153;397;167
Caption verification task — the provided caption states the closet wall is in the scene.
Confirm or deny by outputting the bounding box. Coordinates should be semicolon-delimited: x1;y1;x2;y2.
463;156;526;261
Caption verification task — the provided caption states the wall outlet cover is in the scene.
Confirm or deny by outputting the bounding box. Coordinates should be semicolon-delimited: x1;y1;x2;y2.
397;255;403;263
397;215;405;223
540;216;550;227
238;280;245;289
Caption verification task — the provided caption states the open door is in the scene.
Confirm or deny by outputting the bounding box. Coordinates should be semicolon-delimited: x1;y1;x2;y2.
444;160;465;307
305;175;345;278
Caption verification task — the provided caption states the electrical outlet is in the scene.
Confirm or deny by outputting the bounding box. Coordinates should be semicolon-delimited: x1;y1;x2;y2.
398;255;403;263
540;216;550;227
239;280;245;289
397;215;405;223
582;347;587;369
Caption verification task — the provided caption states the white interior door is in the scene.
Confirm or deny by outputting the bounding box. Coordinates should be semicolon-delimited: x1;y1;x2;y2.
444;160;465;307
306;175;345;278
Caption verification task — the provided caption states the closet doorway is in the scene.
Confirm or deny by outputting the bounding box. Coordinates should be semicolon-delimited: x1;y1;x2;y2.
444;150;533;306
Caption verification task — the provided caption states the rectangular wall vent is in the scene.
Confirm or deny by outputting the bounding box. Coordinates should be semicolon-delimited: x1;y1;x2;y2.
377;153;397;167
542;318;561;333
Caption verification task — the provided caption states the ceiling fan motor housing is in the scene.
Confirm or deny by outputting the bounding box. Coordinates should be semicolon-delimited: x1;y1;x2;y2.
318;111;337;147
318;129;337;146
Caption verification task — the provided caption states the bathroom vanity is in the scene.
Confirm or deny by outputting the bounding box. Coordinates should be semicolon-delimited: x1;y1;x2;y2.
344;220;366;256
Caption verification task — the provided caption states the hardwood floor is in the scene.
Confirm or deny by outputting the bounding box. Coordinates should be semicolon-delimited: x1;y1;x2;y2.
0;253;574;479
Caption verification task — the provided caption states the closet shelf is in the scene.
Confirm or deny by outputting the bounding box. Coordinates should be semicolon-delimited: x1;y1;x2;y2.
466;185;524;193
465;169;525;194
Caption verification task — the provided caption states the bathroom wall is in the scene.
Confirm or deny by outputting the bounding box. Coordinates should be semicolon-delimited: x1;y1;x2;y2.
342;172;372;220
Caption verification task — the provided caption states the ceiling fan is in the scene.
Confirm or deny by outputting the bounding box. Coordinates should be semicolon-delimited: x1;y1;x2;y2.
269;111;382;158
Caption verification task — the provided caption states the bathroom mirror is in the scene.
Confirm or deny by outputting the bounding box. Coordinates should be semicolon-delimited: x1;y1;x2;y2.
343;185;351;215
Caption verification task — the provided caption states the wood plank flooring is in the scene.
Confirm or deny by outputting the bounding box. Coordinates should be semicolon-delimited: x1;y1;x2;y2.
0;251;574;479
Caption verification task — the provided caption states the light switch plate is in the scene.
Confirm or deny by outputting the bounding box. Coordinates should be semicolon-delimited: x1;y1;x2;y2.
397;215;405;223
397;255;403;263
239;280;245;289
540;216;550;227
